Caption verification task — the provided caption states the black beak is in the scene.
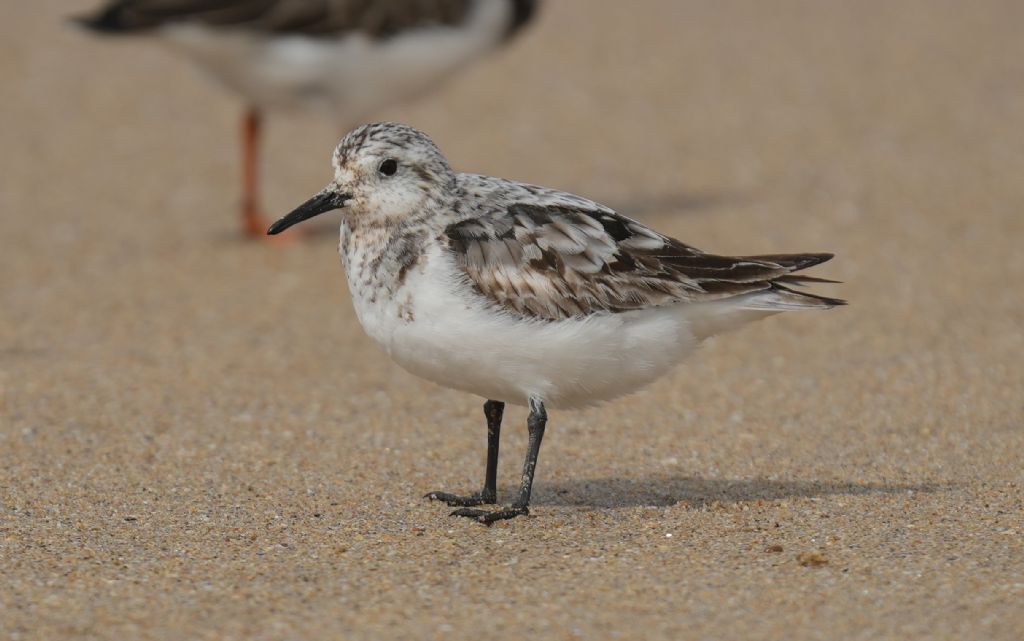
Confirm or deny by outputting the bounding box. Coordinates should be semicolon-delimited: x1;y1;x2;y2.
267;190;351;235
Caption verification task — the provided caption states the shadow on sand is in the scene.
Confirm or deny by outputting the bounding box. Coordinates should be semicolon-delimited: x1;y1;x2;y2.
535;476;944;509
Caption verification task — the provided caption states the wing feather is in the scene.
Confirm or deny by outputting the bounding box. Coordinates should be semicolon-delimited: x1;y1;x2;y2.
76;0;476;38
445;203;842;320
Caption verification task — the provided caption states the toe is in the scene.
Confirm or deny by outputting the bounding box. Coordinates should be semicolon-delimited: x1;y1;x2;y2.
449;506;529;525
425;491;488;507
450;507;488;520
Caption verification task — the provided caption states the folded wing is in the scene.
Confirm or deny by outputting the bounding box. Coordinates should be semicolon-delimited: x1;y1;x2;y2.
444;203;844;321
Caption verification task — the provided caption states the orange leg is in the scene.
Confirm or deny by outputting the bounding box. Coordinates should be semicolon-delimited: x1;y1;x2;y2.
240;108;267;238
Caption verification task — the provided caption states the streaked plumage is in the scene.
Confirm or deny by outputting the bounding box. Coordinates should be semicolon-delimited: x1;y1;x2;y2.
446;198;841;321
266;123;845;524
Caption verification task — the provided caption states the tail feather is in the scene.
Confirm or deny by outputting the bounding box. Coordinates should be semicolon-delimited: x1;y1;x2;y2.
687;252;844;339
739;284;846;311
739;252;845;309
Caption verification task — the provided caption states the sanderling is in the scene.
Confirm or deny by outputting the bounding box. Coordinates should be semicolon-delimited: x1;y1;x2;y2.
267;123;845;524
75;0;538;238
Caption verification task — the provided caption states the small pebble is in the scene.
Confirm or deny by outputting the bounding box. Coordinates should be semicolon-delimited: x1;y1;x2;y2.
797;551;828;567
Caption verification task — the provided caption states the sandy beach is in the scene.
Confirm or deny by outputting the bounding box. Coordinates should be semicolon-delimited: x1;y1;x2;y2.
2;1;1022;639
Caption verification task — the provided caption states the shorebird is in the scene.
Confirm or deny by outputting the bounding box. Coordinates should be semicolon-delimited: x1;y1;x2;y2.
75;0;538;238
267;123;845;524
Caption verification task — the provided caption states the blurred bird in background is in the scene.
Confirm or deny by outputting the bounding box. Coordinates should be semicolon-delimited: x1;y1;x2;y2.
75;0;538;238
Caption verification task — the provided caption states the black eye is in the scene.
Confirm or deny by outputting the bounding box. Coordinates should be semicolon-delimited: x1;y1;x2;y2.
378;159;398;176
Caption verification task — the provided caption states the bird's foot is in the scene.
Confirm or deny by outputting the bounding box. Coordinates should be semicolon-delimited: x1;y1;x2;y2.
449;505;529;525
423;490;495;507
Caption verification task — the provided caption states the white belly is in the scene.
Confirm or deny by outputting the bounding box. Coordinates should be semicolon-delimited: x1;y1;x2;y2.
158;0;513;116
349;246;701;410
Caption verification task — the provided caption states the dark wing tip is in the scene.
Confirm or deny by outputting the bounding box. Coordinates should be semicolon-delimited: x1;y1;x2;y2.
70;6;141;34
70;14;118;33
797;252;835;270
506;0;540;38
746;252;835;271
776;274;843;285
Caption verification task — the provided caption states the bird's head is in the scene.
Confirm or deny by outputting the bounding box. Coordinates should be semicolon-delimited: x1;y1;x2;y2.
267;123;455;235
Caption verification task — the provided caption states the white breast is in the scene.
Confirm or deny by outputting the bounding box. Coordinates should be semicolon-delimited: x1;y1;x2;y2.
345;242;703;410
158;0;515;117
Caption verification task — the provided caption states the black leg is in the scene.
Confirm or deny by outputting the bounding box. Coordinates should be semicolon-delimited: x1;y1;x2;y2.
451;397;547;525
482;400;504;501
425;400;504;507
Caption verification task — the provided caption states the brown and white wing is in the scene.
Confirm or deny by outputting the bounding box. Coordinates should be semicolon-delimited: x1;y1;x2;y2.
77;0;477;38
443;203;844;321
